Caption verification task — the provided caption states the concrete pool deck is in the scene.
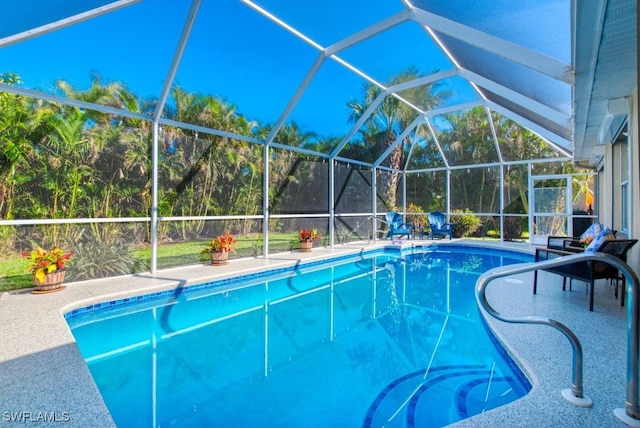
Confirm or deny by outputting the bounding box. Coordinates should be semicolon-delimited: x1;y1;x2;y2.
0;240;635;427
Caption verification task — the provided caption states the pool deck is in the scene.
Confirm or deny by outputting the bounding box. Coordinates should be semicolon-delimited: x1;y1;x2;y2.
0;239;635;427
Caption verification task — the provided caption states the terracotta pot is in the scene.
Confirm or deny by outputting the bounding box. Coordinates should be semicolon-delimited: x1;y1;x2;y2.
299;240;313;252
33;269;66;294
211;250;229;265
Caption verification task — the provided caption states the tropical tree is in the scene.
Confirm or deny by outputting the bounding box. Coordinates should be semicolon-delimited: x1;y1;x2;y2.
267;122;323;216
159;87;260;239
438;107;500;213
0;73;34;220
345;66;450;208
496;113;576;216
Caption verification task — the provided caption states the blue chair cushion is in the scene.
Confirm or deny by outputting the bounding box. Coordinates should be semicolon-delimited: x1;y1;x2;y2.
585;226;614;252
580;223;601;240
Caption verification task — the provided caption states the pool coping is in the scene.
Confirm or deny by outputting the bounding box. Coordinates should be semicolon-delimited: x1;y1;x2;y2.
0;239;632;427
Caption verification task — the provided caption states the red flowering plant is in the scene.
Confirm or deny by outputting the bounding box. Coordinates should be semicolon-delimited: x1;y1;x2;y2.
299;228;321;242
22;247;74;283
202;231;237;253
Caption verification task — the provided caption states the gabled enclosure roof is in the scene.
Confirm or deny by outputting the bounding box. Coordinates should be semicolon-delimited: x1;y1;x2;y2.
0;0;636;167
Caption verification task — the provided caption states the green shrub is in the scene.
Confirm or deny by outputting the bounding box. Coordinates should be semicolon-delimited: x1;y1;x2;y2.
67;241;145;281
0;226;16;258
335;224;353;244
251;236;263;256
450;209;482;238
502;216;524;241
406;203;427;226
486;229;500;238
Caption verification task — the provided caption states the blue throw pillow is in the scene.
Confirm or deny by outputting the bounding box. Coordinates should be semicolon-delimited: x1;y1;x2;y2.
585;226;613;252
580;223;601;240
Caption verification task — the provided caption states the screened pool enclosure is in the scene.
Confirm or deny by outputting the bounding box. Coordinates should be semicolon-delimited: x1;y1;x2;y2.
0;0;628;282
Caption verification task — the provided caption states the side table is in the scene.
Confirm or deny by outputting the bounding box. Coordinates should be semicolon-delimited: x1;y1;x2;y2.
411;225;425;239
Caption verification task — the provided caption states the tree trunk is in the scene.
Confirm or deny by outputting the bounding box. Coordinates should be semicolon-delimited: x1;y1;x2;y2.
383;133;403;208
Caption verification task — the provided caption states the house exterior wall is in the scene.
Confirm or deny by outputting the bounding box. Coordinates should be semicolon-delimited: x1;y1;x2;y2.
600;145;614;229
628;89;639;273
596;90;638;276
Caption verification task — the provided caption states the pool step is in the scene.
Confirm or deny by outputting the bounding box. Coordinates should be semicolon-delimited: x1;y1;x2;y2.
363;364;520;427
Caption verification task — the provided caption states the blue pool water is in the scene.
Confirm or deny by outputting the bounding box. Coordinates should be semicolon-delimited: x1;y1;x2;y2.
66;246;533;427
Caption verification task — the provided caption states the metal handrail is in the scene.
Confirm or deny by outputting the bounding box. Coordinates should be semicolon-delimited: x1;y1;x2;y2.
475;252;640;424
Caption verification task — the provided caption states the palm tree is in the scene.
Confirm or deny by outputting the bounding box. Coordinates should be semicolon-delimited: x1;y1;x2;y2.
160;88;260;238
261;122;322;217
345;66;450;208
440;107;499;213
55;72;153;123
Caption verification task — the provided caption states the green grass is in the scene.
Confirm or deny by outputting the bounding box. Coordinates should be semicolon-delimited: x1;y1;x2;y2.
0;257;33;291
0;233;302;292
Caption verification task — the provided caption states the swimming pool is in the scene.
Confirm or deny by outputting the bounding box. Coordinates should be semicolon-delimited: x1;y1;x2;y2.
66;246;533;427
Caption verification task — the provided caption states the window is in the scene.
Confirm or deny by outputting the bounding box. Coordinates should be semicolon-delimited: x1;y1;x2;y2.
613;123;629;233
621;181;629;231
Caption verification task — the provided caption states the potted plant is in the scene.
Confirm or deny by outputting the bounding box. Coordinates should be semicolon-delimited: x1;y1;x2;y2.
202;231;236;265
299;228;320;252
22;246;74;293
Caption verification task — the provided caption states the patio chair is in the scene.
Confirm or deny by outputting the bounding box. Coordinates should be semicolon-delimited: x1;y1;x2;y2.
535;225;617;293
542;223;612;250
385;212;411;240
533;237;637;311
428;211;454;240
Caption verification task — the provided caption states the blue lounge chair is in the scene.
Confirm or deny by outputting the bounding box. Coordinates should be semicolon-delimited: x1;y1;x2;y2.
428;212;454;240
385;212;411;240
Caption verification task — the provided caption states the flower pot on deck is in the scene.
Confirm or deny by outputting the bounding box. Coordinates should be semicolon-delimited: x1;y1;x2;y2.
211;250;229;265
33;269;66;294
299;240;313;252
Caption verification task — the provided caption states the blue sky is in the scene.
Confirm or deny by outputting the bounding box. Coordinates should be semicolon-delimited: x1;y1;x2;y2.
0;0;476;139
